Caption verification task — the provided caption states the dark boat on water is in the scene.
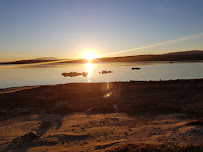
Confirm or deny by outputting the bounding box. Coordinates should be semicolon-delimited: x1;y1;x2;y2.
132;67;141;70
99;70;113;74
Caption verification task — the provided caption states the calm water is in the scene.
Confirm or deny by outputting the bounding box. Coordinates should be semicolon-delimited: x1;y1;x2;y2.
0;62;203;89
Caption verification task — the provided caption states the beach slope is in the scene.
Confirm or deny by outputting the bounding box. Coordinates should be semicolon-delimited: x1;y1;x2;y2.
0;80;203;151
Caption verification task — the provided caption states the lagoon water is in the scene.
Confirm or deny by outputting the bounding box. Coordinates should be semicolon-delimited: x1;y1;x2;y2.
0;61;203;89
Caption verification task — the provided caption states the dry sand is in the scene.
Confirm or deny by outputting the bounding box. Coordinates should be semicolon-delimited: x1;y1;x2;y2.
0;113;202;152
0;80;203;151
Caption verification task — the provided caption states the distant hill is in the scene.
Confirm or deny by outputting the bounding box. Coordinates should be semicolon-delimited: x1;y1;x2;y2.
92;50;203;63
33;57;58;60
1;50;203;64
165;50;203;55
2;59;59;64
60;50;203;63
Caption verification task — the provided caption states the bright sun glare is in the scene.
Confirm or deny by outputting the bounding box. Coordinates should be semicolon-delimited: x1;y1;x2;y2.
83;52;96;61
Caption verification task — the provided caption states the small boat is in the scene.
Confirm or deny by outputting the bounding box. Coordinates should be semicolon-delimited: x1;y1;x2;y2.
132;67;141;70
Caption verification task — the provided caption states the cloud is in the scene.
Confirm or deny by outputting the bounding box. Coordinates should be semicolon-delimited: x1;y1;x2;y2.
100;33;203;57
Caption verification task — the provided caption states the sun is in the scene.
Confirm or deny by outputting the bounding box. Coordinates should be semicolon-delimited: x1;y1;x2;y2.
83;52;96;61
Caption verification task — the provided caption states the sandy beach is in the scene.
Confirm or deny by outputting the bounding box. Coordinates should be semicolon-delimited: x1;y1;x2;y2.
0;79;203;151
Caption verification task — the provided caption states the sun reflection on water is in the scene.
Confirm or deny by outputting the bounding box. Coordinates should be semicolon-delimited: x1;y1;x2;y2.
86;62;93;82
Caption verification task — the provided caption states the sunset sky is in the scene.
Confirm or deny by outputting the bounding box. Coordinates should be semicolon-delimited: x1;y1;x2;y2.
0;0;203;61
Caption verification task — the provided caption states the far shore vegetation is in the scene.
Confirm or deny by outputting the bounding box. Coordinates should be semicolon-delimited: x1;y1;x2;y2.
1;50;203;64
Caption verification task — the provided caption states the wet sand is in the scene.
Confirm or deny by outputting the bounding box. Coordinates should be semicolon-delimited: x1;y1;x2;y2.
0;86;40;94
0;79;203;151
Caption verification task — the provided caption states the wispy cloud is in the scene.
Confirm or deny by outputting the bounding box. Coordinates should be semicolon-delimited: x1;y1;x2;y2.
100;33;203;57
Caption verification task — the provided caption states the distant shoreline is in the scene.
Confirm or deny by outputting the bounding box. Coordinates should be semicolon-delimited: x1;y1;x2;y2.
1;60;203;65
1;50;203;64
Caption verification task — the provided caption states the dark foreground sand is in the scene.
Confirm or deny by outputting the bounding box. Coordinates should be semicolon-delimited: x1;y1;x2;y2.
0;79;203;151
